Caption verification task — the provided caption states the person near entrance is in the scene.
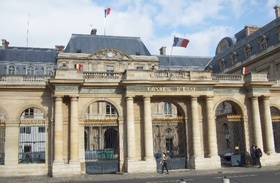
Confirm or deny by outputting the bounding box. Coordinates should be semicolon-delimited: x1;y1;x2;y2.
160;152;169;174
255;146;262;168
250;144;256;165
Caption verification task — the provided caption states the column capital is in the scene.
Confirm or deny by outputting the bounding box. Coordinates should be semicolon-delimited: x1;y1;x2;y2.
262;95;270;100
126;95;135;99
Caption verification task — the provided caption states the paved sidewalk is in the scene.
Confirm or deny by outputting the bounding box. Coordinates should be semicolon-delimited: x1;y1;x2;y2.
0;165;280;183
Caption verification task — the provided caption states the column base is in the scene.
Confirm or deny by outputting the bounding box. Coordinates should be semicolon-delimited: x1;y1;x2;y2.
189;155;221;170
125;158;156;173
52;161;81;177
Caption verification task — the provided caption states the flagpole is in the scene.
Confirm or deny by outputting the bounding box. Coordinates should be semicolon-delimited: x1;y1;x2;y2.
104;15;106;35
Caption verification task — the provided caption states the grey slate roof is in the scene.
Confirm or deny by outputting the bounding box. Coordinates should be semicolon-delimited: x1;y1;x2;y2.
157;55;212;71
0;47;58;63
64;34;151;56
208;17;280;73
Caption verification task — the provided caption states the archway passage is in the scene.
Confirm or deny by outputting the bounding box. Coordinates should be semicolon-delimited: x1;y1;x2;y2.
271;107;280;153
152;101;187;170
84;101;119;174
18;107;46;164
215;101;245;166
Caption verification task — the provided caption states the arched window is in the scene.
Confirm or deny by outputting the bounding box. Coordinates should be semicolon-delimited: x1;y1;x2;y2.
7;65;16;75
45;66;53;75
26;66;35;75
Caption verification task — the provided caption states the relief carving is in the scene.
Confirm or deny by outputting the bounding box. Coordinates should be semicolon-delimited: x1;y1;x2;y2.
88;49;133;60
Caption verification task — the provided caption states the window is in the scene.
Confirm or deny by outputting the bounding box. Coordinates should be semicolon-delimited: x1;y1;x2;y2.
219;59;226;71
26;66;35;75
8;65;16;75
38;127;45;133
164;102;172;116
258;35;267;50
230;52;237;64
106;65;114;76
243;44;251;58
45;66;53;75
106;102;116;116
20;127;31;134
24;108;34;118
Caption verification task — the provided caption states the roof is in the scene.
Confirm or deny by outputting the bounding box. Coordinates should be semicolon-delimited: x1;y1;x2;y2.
64;34;151;56
0;47;58;63
157;55;212;71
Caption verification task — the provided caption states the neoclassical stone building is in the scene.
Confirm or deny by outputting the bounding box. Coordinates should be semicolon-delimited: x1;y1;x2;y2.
1;5;280;177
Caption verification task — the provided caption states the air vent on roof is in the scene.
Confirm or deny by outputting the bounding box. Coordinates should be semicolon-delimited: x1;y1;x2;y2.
77;49;81;53
135;52;140;55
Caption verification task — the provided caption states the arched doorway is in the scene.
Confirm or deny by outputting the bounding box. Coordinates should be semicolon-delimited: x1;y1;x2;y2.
84;101;119;174
152;101;186;170
215;101;245;166
271;106;280;153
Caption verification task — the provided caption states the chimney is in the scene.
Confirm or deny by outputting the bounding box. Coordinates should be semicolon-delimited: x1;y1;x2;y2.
91;28;97;35
274;5;280;18
55;45;65;52
159;47;166;55
2;39;9;49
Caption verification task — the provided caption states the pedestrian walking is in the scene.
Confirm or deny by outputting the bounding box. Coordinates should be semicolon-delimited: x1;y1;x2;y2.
255;146;262;168
250;144;256;165
160;152;169;174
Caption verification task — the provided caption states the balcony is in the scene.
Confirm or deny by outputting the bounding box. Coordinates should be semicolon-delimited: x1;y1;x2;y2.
0;75;51;85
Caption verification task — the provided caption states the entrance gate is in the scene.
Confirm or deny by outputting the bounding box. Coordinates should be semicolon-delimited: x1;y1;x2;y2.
84;101;119;174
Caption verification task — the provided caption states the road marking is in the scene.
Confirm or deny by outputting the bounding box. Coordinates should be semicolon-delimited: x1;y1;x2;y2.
214;174;257;179
146;179;193;183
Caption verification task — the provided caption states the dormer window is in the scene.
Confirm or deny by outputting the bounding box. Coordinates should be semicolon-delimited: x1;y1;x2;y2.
258;35;267;50
7;65;16;75
230;52;238;64
243;44;251;58
219;59;226;70
26;66;35;75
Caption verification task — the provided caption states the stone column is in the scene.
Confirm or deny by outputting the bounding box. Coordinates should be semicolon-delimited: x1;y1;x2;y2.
263;96;275;154
191;96;201;157
251;96;263;149
70;96;79;161
126;96;136;160
118;118;125;172
143;96;154;159
54;96;63;163
206;96;218;157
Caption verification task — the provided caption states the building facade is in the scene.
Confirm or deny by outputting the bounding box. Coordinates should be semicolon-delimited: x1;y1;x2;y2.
1;6;280;177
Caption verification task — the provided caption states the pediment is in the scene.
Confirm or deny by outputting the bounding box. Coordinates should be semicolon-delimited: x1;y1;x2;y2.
87;49;133;60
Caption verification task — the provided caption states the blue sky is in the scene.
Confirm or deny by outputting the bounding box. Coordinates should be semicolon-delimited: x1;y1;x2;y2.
1;0;280;56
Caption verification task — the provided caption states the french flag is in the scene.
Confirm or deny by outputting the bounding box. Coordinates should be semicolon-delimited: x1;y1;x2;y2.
173;36;189;48
105;8;111;17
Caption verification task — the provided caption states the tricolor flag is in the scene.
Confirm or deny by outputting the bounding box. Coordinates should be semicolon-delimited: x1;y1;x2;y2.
242;67;247;75
173;36;189;48
105;8;111;17
75;64;83;72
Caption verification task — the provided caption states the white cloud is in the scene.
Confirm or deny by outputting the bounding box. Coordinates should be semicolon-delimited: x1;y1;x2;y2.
0;0;276;57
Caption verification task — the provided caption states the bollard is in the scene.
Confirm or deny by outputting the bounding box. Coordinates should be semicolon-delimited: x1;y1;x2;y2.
223;176;230;183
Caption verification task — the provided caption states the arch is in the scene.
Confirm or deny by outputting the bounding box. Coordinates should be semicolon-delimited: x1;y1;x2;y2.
151;97;186;118
0;106;9;121
81;98;122;119
16;104;48;121
215;98;246;162
214;97;246;117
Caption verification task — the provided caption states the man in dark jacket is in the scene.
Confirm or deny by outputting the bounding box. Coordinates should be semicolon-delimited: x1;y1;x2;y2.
255;146;262;168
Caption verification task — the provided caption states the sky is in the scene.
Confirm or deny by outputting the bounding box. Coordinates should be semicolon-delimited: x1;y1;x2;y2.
1;0;280;57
